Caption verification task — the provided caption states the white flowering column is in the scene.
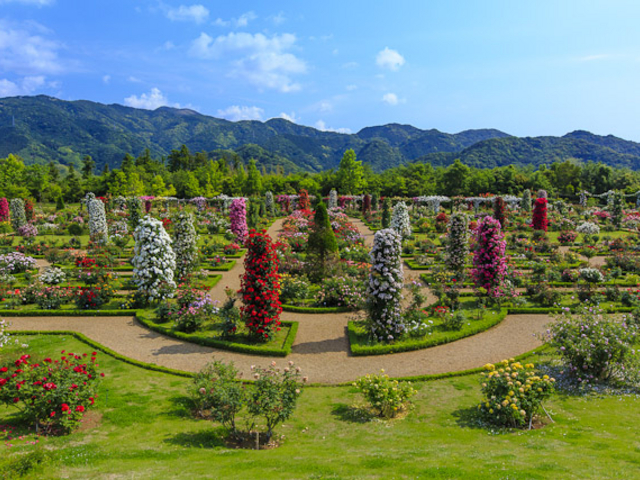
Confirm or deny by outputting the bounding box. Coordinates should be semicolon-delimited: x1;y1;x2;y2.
88;198;108;244
328;189;338;209
172;211;199;279
367;228;405;342
132;215;177;303
390;201;412;238
265;191;275;216
445;213;469;278
9;198;26;231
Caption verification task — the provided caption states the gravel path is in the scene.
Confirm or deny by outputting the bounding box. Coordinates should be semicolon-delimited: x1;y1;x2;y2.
6;217;552;384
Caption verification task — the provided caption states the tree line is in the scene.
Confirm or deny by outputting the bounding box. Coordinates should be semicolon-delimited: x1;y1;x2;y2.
0;145;637;202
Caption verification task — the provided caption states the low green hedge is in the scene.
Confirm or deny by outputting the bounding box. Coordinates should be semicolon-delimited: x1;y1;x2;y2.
348;308;508;356
135;311;298;357
281;304;353;313
209;260;236;271
507;306;635;314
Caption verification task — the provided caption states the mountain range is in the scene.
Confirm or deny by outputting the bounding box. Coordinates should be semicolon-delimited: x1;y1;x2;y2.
1;95;640;173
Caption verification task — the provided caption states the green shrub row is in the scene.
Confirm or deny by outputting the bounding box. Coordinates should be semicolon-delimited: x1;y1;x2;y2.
135;311;298;357
348;309;508;356
209;260;237;271
281;304;353;313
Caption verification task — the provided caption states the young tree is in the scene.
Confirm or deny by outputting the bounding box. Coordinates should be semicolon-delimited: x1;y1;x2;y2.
336;149;364;194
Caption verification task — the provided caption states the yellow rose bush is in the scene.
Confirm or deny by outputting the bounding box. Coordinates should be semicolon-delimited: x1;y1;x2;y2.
477;359;555;428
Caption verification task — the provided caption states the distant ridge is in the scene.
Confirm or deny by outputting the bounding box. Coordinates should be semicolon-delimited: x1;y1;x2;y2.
1;95;639;171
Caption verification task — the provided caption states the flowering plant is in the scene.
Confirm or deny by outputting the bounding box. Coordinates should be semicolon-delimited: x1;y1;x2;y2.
547;305;639;384
470;216;508;299
229;198;248;244
34;285;73;309
477;360;554;428
0;198;8;222
367;228;405;342
88;198;108;244
172;211;199;279
9;198;26;231
17;223;38;238
354;370;416;418
390;201;412;238
39;266;67;285
0;252;36;274
531;198;548;231
223;243;240;255
0;351;102;434
240;230;282;341
576;221;600;236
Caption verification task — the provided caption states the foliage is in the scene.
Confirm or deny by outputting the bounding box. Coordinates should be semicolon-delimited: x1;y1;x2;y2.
353;370;416;418
0;198;8;222
316;276;366;309
127;196;143;231
240;230;282;341
381;198;391;228
0;351;102;435
87;197;108;244
39;266;66;285
445;213;469;277
493;196;506;228
521;189;531;213
477;360;554;428
367;228;405;342
306;202;338;281
390;201;411;238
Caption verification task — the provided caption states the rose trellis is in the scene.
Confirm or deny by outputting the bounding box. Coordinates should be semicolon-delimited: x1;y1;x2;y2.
88;198;108;244
230;198;248;244
390;201;412;238
367;228;405;342
132;215;177;303
445;213;469;278
470;216;508;299
172;211;199;279
9;199;26;231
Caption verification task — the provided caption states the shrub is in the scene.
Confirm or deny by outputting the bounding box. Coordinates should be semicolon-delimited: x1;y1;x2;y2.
390;201;411;238
190;360;246;436
445;213;469;278
172;211;199;280
247;361;306;441
442;310;466;331
39;266;66;285
230;198;248;244
317;276;365;309
0;351;102;435
0;252;36;274
0;198;8;222
279;275;311;304
547;305;639;384
557;231;578;245
9;199;26;231
532;198;548;232
477;360;554;428
353;370;416;418
306;202;338;282
470;216;508;299
34;286;73;309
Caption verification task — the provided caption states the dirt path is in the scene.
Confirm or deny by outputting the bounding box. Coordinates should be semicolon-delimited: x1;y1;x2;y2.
7;217;551;384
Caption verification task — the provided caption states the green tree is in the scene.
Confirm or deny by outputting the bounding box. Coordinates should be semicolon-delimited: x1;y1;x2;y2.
336;149;365;194
306;202;338;282
442;159;470;196
244;159;263;196
82;155;96;180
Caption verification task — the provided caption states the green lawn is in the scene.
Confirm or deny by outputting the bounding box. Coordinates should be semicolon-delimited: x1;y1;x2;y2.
1;335;639;479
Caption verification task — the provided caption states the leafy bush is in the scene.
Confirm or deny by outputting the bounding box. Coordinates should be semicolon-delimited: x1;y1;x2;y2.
34;286;73;309
279;274;311;305
0;351;102;435
547;305;639;384
477;360;554;428
39;266;67;285
317;275;366;309
353;370;416;418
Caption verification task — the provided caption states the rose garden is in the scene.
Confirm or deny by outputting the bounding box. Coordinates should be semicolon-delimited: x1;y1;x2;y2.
1;188;639;478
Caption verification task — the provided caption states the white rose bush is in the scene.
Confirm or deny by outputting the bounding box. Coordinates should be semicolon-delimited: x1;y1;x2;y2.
445;213;469;279
9;198;26;231
132;215;177;303
367;228;405;342
172;210;199;279
390;201;412;239
88;198;108;244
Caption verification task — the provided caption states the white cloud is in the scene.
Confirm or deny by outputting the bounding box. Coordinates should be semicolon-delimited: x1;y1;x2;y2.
346;84;358;91
314;120;351;134
163;41;175;50
102;75;111;84
128;76;142;83
276;112;298;123
376;47;405;71
0;20;63;75
213;11;257;28
217;105;264;121
269;12;286;25
0;75;47;96
342;61;359;70
166;4;209;23
124;88;180;110
190;32;306;92
0;0;54;5
382;92;399;105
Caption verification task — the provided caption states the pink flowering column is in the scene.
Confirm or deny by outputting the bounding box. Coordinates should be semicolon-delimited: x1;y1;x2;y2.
470;216;508;299
0;198;8;222
230;198;248;244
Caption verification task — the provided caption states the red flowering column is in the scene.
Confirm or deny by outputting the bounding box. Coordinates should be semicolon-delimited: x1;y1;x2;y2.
532;198;548;232
241;229;282;341
298;189;310;211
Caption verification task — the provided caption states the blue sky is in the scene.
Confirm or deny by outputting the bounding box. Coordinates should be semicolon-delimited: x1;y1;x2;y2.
1;0;640;140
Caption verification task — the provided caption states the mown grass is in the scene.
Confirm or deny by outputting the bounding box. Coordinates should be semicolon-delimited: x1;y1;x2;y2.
1;335;640;479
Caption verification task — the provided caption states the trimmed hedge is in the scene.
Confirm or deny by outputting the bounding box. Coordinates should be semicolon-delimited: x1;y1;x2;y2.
209;260;236;271
1;309;134;317
348;308;508;356
135;311;298;357
281;304;353;314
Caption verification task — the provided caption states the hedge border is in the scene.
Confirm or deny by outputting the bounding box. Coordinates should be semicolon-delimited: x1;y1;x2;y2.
209;260;236;271
1;309;135;317
348;308;508;356
134;311;298;357
281;304;353;313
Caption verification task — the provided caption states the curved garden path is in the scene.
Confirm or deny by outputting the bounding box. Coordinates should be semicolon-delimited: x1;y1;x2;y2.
6;218;551;384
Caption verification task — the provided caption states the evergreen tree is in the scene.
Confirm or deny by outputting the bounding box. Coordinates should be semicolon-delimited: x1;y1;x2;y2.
381;198;392;228
306;202;338;281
